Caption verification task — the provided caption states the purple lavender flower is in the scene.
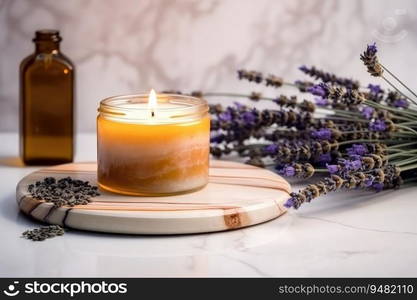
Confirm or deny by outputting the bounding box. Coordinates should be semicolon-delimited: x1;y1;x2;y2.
338;158;362;172
347;144;368;156
318;153;332;164
348;154;362;161
369;120;387;132
393;98;409;108
284;197;295;208
346;146;356;156
294;80;314;92
361;43;383;77
366;43;378;56
210;134;224;144
354;144;368;156
314;97;328;106
218;111;232;122
264;144;278;155
299;65;309;72
327;164;339;174
367;84;383;95
233;102;245;110
361;106;374;119
307;84;327;97
311;128;332;140
364;176;375;187
278;165;296;177
242;111;256;124
372;182;384;192
299;65;360;89
350;159;362;170
294;80;302;86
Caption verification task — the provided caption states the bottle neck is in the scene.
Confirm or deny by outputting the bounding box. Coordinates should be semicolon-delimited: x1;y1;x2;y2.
35;41;60;54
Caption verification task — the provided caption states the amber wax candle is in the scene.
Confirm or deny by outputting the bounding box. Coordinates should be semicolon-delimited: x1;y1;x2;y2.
97;90;210;196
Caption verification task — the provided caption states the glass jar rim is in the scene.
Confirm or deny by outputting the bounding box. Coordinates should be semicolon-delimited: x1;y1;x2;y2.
98;93;208;123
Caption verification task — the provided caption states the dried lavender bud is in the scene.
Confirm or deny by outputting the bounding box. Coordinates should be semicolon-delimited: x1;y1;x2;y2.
295;80;314;92
369;120;396;132
161;90;183;95
22;225;65;241
191;91;203;98
277;163;315;179
298;100;316;113
249;92;262;101
368;143;387;155
210;143;238;158
310;83;365;107
237;70;263;83
308;83;328;97
210;146;223;158
311;128;342;141
346;144;369;156
272;95;297;108
382;164;402;189
328;154;386;177
28;177;100;207
299;65;360;90
285;168;385;209
245;157;265;167
314;96;329;107
237;69;284;89
367;84;384;94
265;74;283;88
384;91;409;108
376;109;393;120
210;105;316;144
343;89;366;106
361;106;375;119
365;84;385;102
360;43;383;77
333;122;392;141
261;140;338;164
209;104;224;114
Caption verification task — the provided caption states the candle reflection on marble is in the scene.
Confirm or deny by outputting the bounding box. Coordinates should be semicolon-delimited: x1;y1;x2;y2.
97;91;210;196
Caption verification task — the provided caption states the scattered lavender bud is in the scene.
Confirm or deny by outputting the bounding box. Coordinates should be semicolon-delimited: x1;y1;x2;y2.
27;177;100;207
22;225;65;242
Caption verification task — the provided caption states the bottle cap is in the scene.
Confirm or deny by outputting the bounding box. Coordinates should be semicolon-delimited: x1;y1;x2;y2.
33;30;62;43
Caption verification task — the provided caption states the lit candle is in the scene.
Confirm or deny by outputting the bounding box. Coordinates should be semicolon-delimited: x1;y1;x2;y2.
97;91;210;196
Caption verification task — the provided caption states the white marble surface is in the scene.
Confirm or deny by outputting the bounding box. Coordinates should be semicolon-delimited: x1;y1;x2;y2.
1;133;416;277
1;0;417;132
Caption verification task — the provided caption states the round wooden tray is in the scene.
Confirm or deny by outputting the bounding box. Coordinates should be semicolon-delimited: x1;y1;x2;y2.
16;160;291;235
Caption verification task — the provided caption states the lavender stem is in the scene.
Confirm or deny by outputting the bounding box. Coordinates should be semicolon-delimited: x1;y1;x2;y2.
400;163;417;172
380;64;417;101
381;76;417;106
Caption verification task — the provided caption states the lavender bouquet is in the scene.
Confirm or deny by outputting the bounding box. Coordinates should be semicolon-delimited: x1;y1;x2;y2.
199;43;417;209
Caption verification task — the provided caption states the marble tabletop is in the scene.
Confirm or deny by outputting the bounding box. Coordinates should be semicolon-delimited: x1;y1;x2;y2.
1;132;416;277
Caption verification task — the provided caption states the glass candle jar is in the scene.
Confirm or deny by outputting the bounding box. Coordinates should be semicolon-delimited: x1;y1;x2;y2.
97;92;210;196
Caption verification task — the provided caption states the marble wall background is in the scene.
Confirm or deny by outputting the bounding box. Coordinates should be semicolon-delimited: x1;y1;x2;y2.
1;0;416;132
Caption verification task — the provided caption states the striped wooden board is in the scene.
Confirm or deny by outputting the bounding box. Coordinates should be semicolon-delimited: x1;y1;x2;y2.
16;160;291;235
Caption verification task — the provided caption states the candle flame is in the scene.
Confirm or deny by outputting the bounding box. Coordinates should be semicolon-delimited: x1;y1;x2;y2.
148;89;157;117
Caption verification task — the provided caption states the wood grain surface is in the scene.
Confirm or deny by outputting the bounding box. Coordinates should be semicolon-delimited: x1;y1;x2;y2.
16;160;291;235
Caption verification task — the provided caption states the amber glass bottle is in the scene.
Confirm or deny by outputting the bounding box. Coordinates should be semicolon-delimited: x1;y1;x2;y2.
20;30;74;165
